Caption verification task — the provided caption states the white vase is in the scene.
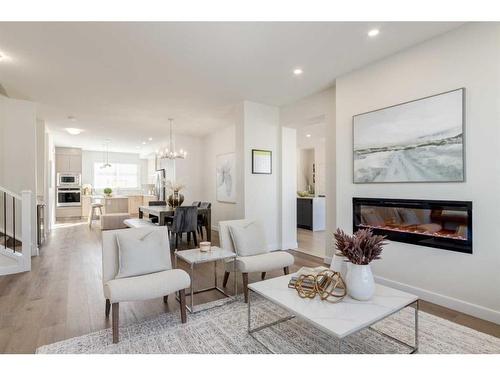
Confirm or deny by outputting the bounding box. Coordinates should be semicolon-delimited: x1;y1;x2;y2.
346;263;375;301
330;254;348;279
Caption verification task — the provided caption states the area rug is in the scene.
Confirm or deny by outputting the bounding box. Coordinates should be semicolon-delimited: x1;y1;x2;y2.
36;296;500;354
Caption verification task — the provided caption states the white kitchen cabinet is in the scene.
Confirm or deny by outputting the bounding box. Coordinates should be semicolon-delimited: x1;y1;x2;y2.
55;147;82;173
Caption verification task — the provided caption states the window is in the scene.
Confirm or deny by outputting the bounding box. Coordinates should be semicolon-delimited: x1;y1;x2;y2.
93;162;139;189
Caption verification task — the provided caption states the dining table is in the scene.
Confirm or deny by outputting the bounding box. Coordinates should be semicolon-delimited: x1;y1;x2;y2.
138;205;212;242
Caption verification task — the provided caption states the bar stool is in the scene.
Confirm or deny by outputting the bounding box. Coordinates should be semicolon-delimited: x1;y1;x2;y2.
88;200;104;228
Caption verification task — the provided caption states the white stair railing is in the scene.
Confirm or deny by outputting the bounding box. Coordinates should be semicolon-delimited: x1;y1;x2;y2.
0;187;32;275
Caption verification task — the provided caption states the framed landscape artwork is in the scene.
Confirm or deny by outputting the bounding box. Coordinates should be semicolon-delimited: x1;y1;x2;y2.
216;152;236;203
353;88;465;183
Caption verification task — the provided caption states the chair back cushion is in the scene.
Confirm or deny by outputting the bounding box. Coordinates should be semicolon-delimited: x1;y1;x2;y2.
171;206;198;233
102;227;171;284
199;202;211;209
218;219;251;253
227;220;268;257
191;201;201;207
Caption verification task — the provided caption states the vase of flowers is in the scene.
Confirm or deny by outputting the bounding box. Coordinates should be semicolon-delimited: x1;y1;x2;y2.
165;180;185;208
333;228;386;301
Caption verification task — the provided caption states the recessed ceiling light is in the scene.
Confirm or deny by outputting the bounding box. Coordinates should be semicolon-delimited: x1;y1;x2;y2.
293;68;303;76
67;115;76;121
368;29;380;37
142;141;146;145
65;128;83;135
0;51;11;62
306;134;312;138
148;137;153;141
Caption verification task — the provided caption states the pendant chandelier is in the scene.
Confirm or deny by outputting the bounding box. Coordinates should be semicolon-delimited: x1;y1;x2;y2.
100;140;112;169
157;118;187;160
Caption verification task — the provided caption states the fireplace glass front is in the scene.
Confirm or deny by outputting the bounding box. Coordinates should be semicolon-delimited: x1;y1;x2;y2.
353;198;472;254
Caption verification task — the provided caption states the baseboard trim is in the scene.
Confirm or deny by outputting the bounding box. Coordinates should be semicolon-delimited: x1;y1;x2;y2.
374;275;500;325
282;242;298;250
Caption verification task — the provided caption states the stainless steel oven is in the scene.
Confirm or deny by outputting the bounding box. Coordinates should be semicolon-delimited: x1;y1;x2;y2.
57;173;81;187
57;187;81;207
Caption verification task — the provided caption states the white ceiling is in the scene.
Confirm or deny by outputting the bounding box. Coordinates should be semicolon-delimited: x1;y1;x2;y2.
0;22;463;155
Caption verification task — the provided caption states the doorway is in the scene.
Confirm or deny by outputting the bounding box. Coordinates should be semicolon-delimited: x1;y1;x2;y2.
295;123;326;258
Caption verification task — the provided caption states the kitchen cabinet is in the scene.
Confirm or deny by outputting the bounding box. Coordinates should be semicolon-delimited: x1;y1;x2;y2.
55;147;82;173
81;196;92;218
82;195;159;217
56;206;82;218
128;195;143;216
69;154;82;172
103;196;129;214
143;195;157;206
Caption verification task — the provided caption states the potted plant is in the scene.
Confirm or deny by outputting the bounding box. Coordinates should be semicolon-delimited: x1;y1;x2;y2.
103;187;112;197
165;180;186;208
333;228;386;300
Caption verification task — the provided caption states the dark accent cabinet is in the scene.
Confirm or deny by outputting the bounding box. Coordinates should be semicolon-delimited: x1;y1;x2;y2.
297;198;313;230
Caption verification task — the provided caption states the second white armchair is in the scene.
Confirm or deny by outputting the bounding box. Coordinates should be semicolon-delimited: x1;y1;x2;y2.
218;219;294;303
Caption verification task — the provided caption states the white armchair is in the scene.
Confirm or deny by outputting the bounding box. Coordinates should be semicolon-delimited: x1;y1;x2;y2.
218;219;294;303
102;226;190;343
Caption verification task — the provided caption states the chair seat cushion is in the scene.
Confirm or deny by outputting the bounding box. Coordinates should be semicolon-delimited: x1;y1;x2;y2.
124;218;157;228
104;269;190;302
225;251;294;273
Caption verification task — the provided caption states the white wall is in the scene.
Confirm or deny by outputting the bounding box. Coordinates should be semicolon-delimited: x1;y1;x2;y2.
281;87;336;257
36;120;46;197
242;101;282;250
171;134;203;206
201;124;241;229
297;148;314;192
0;95;37;254
282;127;298;250
335;23;500;322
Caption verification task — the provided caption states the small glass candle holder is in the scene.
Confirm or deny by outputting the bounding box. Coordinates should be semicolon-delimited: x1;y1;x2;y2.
199;241;211;252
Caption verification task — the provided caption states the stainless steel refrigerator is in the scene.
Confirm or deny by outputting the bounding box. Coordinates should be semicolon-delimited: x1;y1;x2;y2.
153;169;166;201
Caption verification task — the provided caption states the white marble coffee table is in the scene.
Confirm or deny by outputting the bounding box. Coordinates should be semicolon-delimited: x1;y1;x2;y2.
174;246;237;313
248;274;419;354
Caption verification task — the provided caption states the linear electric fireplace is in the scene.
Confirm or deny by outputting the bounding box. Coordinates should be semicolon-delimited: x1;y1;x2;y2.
353;198;472;254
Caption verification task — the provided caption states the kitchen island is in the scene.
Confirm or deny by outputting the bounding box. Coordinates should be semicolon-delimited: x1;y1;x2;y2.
81;194;157;217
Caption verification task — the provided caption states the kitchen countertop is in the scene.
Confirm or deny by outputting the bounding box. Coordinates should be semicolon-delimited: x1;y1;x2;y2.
83;194;156;200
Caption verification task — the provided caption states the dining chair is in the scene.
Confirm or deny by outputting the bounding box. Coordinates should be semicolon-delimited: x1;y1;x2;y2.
191;201;201;207
169;206;198;249
197;202;211;239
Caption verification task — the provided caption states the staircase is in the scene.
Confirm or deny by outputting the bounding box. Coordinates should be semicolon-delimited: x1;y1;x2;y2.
0;186;32;276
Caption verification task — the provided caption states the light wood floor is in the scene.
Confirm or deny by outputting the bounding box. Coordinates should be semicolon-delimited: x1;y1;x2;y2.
296;228;326;258
0;220;498;353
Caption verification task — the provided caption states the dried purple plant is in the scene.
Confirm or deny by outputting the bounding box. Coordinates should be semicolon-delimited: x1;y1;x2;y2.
334;228;386;265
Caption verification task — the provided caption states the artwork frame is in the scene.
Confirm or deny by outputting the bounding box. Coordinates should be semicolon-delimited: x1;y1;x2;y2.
216;152;236;203
352;88;465;184
252;149;272;174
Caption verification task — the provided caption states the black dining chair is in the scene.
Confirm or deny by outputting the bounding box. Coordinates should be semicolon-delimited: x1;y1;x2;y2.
197;202;211;240
191;201;201;207
148;200;167;224
169;206;198;249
